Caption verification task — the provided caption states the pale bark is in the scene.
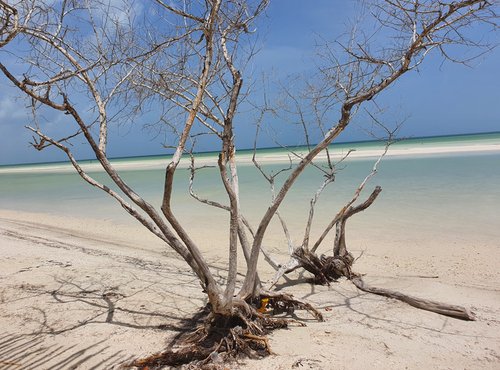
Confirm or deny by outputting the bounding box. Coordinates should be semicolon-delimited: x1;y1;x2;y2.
240;1;493;297
0;1;18;47
351;276;476;321
1;1;495;332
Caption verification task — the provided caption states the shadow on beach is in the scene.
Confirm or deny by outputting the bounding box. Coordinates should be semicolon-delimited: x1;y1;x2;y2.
0;215;215;369
1;212;499;369
0;333;133;370
0;270;209;369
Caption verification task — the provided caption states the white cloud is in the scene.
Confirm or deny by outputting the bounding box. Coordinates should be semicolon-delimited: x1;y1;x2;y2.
0;94;29;122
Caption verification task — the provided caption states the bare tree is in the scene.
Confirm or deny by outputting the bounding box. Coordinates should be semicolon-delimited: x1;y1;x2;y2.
245;0;496;322
0;0;497;366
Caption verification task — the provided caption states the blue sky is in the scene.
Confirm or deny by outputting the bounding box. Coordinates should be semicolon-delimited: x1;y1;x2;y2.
0;1;499;165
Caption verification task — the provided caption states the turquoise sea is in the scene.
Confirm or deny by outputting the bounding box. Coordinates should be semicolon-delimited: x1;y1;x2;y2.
1;132;499;250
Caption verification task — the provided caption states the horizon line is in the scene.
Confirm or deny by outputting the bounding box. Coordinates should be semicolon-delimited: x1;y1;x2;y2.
2;130;499;168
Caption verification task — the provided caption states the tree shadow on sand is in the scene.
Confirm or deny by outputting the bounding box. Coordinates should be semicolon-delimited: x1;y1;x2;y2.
0;333;135;370
0;266;210;369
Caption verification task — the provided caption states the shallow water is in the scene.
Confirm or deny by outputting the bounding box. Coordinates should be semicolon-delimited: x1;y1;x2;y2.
1;134;499;252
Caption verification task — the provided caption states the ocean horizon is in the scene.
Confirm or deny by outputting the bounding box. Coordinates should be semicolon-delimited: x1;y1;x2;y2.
1;131;499;251
1;131;499;170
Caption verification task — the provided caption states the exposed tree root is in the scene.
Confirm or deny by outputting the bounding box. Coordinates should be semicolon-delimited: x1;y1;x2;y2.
282;180;475;323
351;276;476;321
292;248;354;285
289;247;476;321
259;291;324;321
129;293;321;369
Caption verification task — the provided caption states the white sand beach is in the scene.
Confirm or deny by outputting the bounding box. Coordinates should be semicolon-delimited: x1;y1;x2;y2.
1;0;499;367
1;140;500;369
1;138;499;174
0;205;499;369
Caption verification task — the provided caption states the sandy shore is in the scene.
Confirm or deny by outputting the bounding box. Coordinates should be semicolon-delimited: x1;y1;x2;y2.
1;208;499;369
1;140;499;174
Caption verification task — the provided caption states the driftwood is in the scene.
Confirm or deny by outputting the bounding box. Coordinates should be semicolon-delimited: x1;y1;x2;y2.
281;181;477;322
291;247;476;321
290;248;476;321
290;247;476;321
351;276;476;321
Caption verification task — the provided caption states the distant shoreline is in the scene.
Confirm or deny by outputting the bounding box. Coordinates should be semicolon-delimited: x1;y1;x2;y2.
1;131;499;173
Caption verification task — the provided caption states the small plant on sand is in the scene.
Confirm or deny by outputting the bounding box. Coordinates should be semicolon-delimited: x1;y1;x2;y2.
0;0;496;367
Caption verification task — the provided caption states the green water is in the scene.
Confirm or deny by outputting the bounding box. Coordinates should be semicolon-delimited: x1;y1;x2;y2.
1;133;499;248
1;132;499;172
